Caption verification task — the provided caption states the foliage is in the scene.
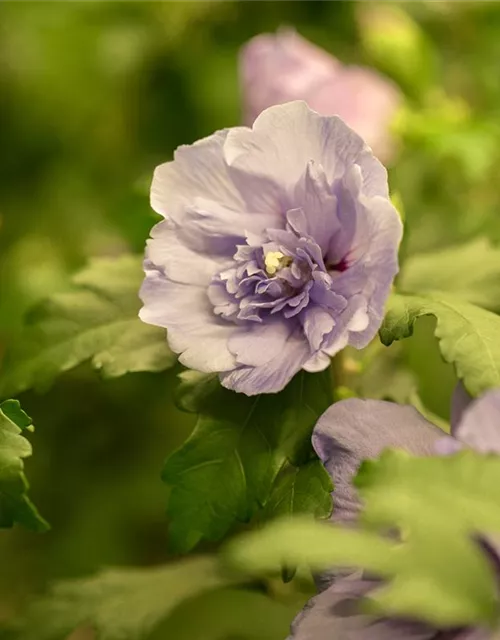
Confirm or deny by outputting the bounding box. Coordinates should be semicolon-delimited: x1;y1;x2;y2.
380;293;500;397
164;371;333;552
2;1;500;639
0;400;48;532
226;448;500;628
2;557;234;640
0;256;175;399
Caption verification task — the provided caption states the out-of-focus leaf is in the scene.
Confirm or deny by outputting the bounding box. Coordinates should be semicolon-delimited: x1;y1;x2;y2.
149;587;303;640
163;371;332;553
357;4;438;96
400;238;500;311
227;448;500;627
357;344;449;432
5;557;237;640
380;293;500;397
0;399;48;531
0;255;175;398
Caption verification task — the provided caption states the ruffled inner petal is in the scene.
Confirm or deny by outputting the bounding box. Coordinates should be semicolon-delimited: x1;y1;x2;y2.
293;160;341;254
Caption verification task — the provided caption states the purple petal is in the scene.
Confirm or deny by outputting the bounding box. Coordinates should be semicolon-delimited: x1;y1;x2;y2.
311;65;401;164
146;220;229;285
293;161;340;254
239;29;401;162
225;102;390;203
434;437;465;456
178;199;276;256
220;329;310;395
453;389;500;454
289;573;436;640
139;267;236;373
302;306;336;352
328;167;402;348
450;382;473;436
319;294;369;358
227;320;293;367
151;130;245;223
240;29;341;127
312;399;443;525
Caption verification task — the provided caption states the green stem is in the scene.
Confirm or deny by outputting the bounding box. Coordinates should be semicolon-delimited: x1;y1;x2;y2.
329;351;345;401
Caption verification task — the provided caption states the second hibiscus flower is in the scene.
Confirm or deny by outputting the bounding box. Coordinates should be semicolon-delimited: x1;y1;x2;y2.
240;29;402;163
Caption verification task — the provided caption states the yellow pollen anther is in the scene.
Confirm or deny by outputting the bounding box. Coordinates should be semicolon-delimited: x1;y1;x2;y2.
265;251;292;276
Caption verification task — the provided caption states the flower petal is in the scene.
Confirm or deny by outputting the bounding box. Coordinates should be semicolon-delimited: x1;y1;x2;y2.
178;198;275;255
228;320;293;367
312;399;443;524
289;573;436;640
226;101;390;197
146;220;228;285
239;29;341;127
453;388;500;454
151;129;246;223
139;266;236;372
328;168;402;348
220;329;310;395
302;306;336;352
450;382;473;435
293;161;341;253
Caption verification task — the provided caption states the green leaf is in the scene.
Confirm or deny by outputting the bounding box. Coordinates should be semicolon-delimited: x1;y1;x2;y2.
399;238;500;311
0;400;48;532
5;556;238;640
357;4;438;96
380;293;500;397
149;587;304;640
0;255;175;398
226;449;500;628
164;371;332;552
264;460;332;521
357;343;450;432
175;371;219;414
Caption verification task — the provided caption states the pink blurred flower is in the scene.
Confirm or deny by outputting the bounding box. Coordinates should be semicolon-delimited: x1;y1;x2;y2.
240;29;401;163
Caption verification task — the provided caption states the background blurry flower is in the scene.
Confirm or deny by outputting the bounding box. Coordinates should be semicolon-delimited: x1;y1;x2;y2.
289;388;500;639
240;29;402;163
140;101;402;396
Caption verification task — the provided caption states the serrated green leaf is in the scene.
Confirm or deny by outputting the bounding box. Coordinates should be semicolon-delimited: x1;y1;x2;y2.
164;371;332;552
149;587;304;640
0;255;175;398
264;460;332;521
227;449;500;628
400;238;500;311
5;556;237;640
380;293;500;397
0;400;48;532
357;343;450;432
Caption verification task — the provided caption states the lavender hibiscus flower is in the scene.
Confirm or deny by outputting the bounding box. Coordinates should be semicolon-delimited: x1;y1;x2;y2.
240;29;401;163
289;387;500;639
139;101;402;395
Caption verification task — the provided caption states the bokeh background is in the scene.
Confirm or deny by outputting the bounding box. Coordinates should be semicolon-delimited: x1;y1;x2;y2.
1;0;500;633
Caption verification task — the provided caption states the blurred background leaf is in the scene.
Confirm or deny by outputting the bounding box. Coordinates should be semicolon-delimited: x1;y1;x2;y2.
1;0;500;635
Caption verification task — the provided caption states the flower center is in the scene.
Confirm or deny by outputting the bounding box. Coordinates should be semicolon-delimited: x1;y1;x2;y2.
264;251;293;276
